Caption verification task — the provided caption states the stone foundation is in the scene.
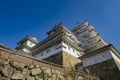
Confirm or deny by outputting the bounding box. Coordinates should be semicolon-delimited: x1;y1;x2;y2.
43;52;63;66
0;59;65;80
43;51;80;68
0;46;99;80
63;51;80;68
84;59;120;80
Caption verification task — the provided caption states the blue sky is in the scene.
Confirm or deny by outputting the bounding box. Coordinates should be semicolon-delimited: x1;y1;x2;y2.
0;0;120;51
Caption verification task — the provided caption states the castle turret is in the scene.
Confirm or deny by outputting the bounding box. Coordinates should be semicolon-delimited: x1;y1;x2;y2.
16;36;38;53
72;21;108;53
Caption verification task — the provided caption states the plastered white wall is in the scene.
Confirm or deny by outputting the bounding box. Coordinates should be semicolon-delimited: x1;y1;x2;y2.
62;42;82;58
83;50;112;67
34;42;82;60
22;48;31;53
26;40;36;47
35;43;62;59
111;51;120;64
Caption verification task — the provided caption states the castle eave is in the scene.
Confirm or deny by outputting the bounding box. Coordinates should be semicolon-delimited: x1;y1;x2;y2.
79;44;120;60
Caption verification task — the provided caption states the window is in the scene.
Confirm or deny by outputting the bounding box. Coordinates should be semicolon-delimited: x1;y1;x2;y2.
41;53;43;56
56;46;62;49
47;49;50;53
48;49;50;52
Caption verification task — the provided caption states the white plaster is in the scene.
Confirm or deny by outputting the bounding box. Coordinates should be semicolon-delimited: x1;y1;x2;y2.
22;48;31;53
111;51;120;64
34;41;83;60
26;40;36;47
31;37;38;42
62;42;82;58
35;43;62;59
83;50;112;67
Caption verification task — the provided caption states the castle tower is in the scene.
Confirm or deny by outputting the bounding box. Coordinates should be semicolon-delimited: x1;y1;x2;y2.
78;44;120;80
72;21;108;53
16;36;38;53
32;23;84;67
73;21;120;80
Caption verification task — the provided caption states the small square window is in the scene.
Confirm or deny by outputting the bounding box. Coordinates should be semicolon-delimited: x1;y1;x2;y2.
41;53;43;56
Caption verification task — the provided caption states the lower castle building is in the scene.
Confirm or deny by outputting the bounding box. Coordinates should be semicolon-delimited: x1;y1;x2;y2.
32;23;84;67
14;21;120;80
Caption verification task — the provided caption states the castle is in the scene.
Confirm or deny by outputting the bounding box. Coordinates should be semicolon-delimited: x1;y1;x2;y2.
7;21;120;79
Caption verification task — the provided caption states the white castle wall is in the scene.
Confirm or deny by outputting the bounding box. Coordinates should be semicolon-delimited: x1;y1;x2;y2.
26;40;36;47
62;42;82;58
22;40;36;53
83;50;112;67
22;48;31;53
35;42;82;60
111;51;120;64
35;43;62;59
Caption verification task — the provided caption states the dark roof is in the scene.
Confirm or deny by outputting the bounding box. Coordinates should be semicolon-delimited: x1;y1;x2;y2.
79;44;120;60
72;20;89;32
46;23;73;35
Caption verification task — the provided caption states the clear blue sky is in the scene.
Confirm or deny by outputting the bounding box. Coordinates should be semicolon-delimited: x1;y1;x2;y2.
0;0;120;51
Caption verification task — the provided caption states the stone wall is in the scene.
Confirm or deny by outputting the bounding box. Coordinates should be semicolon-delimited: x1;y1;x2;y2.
43;52;63;66
84;59;120;80
0;46;99;80
63;51;80;68
43;51;80;68
0;58;64;80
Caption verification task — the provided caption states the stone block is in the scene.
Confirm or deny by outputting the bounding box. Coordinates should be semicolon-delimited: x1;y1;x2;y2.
1;64;13;78
0;76;10;80
28;65;35;69
31;68;41;76
11;71;25;79
10;61;26;70
22;69;30;76
26;76;35;80
46;68;52;75
63;52;80;68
